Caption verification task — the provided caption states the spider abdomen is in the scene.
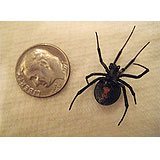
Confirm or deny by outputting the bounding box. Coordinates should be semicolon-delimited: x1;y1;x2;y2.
94;80;121;105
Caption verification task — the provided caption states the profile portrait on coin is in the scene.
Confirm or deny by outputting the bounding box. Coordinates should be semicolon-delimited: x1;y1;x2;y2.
20;48;65;88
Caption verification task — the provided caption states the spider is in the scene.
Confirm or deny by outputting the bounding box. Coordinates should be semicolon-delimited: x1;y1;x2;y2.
69;26;150;126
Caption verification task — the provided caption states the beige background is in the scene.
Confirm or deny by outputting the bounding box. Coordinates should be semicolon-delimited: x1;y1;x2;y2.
0;22;159;136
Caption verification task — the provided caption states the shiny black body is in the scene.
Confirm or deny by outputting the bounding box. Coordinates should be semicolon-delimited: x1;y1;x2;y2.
94;78;121;105
69;26;150;126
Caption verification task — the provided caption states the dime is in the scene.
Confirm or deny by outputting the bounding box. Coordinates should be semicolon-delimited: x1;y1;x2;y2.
15;44;70;97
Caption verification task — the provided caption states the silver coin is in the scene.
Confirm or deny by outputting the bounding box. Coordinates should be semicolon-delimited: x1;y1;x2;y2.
15;44;70;97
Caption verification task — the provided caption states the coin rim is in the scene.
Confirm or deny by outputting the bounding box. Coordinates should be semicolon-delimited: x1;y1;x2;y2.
15;43;70;98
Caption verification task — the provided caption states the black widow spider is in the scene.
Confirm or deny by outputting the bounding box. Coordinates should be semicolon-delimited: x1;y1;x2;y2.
69;26;150;126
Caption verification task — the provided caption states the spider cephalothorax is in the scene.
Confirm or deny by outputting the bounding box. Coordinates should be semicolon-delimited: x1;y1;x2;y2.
69;26;150;126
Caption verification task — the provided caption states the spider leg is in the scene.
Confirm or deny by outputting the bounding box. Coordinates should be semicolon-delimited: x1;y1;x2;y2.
113;26;136;64
133;63;149;70
85;72;107;84
118;85;129;126
120;42;150;73
69;77;103;111
120;63;149;79
118;79;137;104
95;32;109;72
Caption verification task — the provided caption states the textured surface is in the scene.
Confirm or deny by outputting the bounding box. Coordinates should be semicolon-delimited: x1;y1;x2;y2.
0;22;160;136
